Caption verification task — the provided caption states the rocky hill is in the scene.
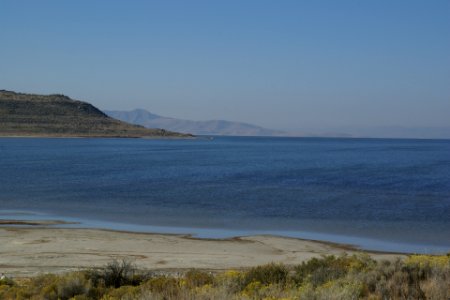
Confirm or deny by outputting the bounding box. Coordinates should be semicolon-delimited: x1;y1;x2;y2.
0;90;190;138
106;109;287;136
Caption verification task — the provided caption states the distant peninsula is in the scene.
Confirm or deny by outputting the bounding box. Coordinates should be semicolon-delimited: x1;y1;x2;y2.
106;109;287;137
0;90;191;138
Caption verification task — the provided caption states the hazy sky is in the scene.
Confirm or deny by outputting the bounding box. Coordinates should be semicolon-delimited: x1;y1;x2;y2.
1;1;449;131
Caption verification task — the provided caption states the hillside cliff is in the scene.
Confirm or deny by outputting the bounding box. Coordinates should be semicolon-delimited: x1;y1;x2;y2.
0;90;191;138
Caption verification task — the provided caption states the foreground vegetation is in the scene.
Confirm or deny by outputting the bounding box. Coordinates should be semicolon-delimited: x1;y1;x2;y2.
1;254;449;299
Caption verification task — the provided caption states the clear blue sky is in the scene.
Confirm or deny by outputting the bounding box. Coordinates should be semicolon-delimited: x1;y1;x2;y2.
1;1;449;132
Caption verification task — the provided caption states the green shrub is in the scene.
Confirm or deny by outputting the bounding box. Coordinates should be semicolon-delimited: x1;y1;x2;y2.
0;277;15;287
244;263;289;287
293;254;375;287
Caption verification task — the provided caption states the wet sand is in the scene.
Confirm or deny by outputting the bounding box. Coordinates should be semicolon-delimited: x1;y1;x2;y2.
0;225;404;277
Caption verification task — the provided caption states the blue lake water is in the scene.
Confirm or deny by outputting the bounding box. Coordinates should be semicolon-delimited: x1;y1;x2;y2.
0;136;449;253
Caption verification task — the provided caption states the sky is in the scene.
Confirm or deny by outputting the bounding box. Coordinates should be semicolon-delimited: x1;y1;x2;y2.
1;0;449;134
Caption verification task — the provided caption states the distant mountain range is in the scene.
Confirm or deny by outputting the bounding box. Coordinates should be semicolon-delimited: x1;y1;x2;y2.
105;109;287;136
105;109;450;139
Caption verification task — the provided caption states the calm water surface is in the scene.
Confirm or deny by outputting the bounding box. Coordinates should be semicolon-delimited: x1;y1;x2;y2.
1;137;449;253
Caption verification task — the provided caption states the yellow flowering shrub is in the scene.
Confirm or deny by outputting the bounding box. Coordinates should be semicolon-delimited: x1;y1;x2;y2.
405;254;450;268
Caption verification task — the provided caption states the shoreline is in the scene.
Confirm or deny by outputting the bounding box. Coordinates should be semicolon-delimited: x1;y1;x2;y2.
1;217;447;255
0;219;78;226
0;218;410;255
0;224;405;277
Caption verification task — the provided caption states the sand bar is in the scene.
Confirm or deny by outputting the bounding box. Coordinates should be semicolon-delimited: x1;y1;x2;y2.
0;226;404;277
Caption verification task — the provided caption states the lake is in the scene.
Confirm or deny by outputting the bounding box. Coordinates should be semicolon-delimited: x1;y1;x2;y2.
1;136;449;253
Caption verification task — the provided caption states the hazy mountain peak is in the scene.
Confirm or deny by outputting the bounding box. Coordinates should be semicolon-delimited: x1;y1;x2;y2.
105;109;287;137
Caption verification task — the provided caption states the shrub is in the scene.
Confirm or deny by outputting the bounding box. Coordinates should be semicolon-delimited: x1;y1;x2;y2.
184;269;214;288
315;279;365;300
0;277;15;287
421;275;450;300
215;270;245;293
293;254;375;287
103;259;136;288
405;254;450;268
85;259;138;289
144;276;180;298
102;285;141;299
1;254;450;299
57;272;91;300
244;263;289;287
371;258;429;300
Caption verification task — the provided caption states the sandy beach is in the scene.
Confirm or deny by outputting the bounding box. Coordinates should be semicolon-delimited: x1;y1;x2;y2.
0;225;404;277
